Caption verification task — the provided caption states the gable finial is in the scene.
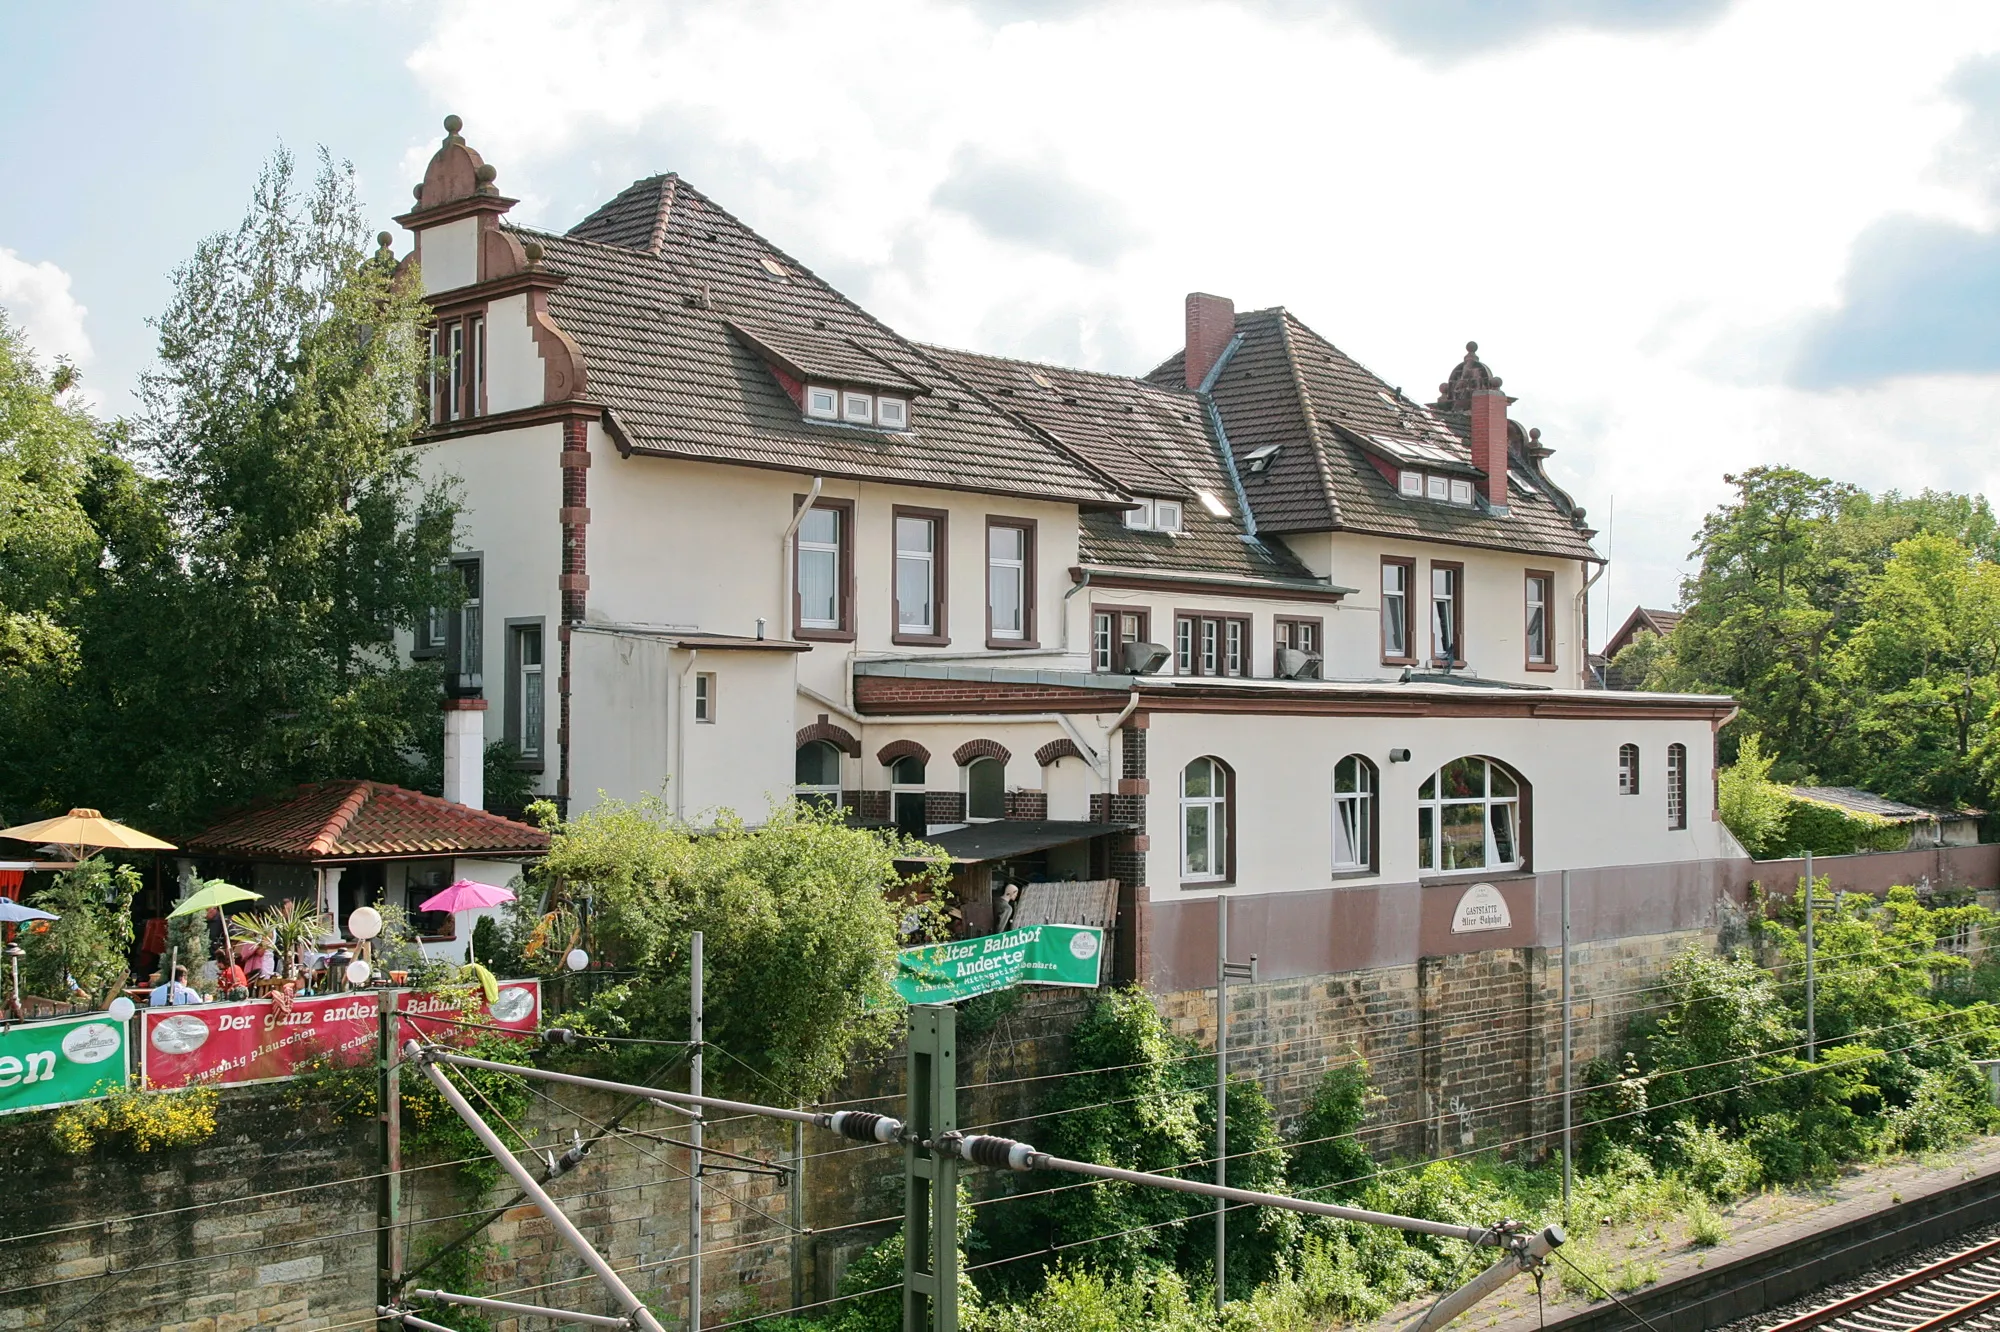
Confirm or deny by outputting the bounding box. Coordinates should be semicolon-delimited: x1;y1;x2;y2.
1434;340;1503;412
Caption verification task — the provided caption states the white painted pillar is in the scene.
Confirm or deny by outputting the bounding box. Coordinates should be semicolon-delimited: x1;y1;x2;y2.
443;698;488;809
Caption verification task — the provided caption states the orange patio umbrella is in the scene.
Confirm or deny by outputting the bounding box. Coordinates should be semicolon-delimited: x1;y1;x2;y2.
0;808;177;860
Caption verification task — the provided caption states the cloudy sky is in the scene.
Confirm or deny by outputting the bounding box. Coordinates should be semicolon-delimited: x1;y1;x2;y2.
5;0;1999;641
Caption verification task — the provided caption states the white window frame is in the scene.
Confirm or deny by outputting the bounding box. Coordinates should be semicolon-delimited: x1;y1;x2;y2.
1383;561;1410;659
468;314;484;419
694;671;716;724
895;515;937;636
1124;499;1154;530
1417;757;1522;874
1176;616;1194;673
1449;479;1472;505
1666;743;1687;829
1224;619;1243;676
876;396;908;429
1332;754;1374;872
987;523;1028;641
1180;757;1230;884
1525;574;1550;664
842;390;875;424
1618;743;1640;796
445;321;466;423
1399;470;1423;497
1426;475;1448;502
1092;610;1114;672
1431;565;1459;665
805;386;839;420
890;754;927;835
1154;499;1184;532
515;624;544;760
797;506;843;631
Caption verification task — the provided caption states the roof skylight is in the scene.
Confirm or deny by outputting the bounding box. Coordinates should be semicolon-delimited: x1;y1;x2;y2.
758;257;788;278
1196;489;1230;518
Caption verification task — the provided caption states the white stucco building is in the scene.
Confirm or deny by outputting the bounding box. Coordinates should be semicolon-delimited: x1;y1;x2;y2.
390;117;1742;990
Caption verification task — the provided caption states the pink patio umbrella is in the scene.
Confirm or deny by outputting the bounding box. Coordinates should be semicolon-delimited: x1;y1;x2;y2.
417;879;516;964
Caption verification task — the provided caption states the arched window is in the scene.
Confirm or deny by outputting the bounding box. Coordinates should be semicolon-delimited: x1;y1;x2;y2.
1332;755;1376;872
890;754;927;837
966;757;1005;821
1418;757;1523;873
1666;743;1688;830
1181;757;1232;883
1617;743;1640;795
795;741;843;809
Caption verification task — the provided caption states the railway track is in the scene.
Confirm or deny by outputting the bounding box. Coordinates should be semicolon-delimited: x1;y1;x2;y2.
1761;1234;2000;1331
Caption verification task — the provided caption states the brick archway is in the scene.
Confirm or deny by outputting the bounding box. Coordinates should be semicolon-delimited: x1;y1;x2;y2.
953;739;1012;767
795;720;860;757
876;739;931;767
1035;738;1083;767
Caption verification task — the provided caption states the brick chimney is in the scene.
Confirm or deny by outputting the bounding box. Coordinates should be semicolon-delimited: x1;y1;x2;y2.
1436;342;1511;516
1184;293;1235;390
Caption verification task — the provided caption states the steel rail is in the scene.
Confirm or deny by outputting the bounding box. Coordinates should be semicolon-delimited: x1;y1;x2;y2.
1761;1234;2000;1331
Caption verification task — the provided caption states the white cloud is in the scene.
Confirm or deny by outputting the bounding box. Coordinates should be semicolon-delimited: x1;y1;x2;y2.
404;0;2000;631
0;246;92;369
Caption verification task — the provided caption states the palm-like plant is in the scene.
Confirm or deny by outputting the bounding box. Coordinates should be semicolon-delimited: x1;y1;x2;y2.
229;899;330;976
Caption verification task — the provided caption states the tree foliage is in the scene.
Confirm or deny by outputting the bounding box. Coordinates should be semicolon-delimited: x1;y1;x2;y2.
20;857;141;1006
1652;466;2000;812
0;147;459;834
540;796;945;1103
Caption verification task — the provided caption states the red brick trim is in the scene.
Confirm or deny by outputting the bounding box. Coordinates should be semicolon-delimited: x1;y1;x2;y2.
1035;738;1083;766
796;720;861;757
876;738;931;766
952;738;1012;766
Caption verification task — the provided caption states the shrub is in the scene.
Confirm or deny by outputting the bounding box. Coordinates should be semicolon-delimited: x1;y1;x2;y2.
1659;1122;1761;1201
1287;1063;1376;1200
49;1085;217;1155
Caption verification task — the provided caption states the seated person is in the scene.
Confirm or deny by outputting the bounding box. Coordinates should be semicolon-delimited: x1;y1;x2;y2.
214;947;249;1001
148;966;203;1007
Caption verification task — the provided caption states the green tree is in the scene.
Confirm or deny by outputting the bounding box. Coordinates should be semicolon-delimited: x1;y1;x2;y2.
50;147;458;831
1717;734;1791;857
542;795;941;1103
21;857;141;1006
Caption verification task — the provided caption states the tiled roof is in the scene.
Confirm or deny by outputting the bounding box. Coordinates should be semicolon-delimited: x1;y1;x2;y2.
1607;606;1684;659
1149;310;1600;560
1789;786;1948;824
919;344;1318;584
530;177;1126;507
184;782;549;863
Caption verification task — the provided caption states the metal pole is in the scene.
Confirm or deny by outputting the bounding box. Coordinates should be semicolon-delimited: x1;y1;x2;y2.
690;930;704;1332
903;1004;958;1332
406;1288;631;1328
1804;851;1816;1062
1400;1226;1566;1332
376;991;401;1331
427;1050;826;1125
408;1043;669;1332
1560;869;1572;1221
1215;894;1227;1314
791;1117;806;1312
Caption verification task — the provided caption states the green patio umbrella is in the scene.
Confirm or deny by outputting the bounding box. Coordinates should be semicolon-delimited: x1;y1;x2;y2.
168;881;262;993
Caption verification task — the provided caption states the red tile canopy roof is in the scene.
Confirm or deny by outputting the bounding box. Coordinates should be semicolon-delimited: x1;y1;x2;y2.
184;781;549;864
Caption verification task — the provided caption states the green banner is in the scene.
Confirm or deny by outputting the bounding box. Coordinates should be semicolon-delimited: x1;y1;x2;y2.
0;1012;130;1116
894;924;1105;1004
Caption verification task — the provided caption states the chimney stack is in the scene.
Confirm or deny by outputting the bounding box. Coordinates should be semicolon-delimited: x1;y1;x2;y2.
442;697;488;809
1184;293;1235;390
1435;342;1511;516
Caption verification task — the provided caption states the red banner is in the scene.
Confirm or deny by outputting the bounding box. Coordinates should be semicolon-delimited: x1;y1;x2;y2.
141;981;542;1090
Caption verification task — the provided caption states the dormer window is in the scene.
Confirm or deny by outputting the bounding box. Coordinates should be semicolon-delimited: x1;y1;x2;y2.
877;397;908;429
806;386;838;420
1123;498;1184;533
1398;469;1476;507
1399;470;1423;497
842;391;874;424
1450;479;1473;505
1426;475;1449;502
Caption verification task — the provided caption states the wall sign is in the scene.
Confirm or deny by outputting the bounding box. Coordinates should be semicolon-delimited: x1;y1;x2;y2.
0;1012;129;1116
894;925;1104;1004
1450;882;1511;934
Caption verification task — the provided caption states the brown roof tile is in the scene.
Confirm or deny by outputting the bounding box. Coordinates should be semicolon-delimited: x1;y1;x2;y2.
530;178;1127;507
185;782;549;863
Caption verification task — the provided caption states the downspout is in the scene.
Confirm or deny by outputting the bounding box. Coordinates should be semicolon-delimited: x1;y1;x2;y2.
780;477;825;646
1575;558;1606;688
1101;688;1142;796
1060;570;1092;653
1197;333;1254;538
674;648;700;819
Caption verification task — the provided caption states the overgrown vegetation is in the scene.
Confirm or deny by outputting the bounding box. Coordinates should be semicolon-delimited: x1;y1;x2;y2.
522;795;947;1103
48;1084;219;1155
20;856;140;1005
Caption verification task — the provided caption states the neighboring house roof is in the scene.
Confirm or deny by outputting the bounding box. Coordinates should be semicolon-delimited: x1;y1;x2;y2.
184;781;550;864
1149;313;1600;560
1788;786;1981;824
1606;606;1685;660
919;344;1320;586
532;175;1128;507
